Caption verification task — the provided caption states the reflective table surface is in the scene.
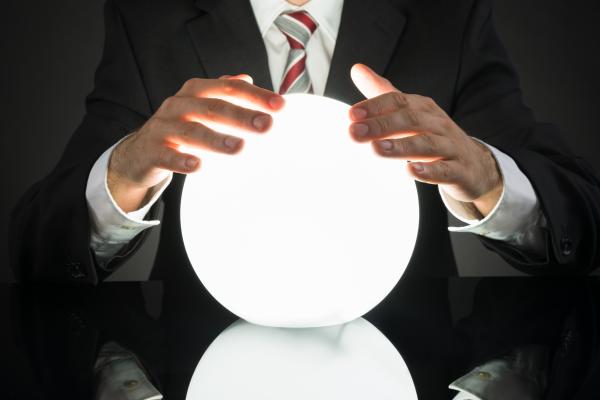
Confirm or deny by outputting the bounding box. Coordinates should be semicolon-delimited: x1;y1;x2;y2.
2;276;600;399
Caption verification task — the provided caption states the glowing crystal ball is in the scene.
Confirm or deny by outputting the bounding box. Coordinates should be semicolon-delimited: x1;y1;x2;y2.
180;94;419;327
185;318;418;400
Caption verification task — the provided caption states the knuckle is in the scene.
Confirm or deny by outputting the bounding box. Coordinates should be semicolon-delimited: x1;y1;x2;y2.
395;139;407;155
185;77;203;91
405;108;419;127
157;146;172;168
205;99;226;118
145;117;160;132
236;108;254;128
440;162;452;180
370;100;384;117
421;96;437;110
210;132;228;151
391;91;409;109
179;122;194;141
221;79;239;95
181;78;196;93
146;118;167;138
180;79;192;92
160;96;178;112
401;137;414;155
421;134;436;154
441;117;455;132
215;134;228;150
194;123;211;144
202;126;223;150
435;116;451;132
375;116;392;134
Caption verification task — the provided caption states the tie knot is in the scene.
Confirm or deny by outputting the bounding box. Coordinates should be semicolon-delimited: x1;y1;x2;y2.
274;10;318;49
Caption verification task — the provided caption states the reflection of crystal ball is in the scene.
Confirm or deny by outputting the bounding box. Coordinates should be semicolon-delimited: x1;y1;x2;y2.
180;94;419;328
185;318;418;400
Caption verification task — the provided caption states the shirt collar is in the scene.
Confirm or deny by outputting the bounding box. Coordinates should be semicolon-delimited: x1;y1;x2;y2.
249;0;344;41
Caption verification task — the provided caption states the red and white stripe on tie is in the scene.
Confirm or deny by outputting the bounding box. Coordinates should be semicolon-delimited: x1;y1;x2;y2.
274;11;318;94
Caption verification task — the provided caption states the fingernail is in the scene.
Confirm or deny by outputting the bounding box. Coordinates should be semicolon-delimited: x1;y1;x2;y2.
253;114;271;131
351;123;369;137
224;137;241;151
185;158;199;169
269;95;284;109
350;107;367;120
412;163;424;173
377;140;393;150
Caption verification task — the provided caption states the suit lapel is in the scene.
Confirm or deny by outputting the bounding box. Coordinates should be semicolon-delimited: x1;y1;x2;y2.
186;0;407;102
187;0;273;91
325;0;407;104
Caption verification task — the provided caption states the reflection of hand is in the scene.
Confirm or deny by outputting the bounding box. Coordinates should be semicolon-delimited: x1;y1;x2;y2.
108;75;285;212
349;63;503;217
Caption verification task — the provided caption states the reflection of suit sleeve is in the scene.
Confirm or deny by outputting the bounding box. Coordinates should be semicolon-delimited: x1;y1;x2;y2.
9;0;152;283
450;0;600;273
449;278;599;398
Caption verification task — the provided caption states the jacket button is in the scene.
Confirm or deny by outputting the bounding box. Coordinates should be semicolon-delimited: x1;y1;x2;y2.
560;328;573;355
123;380;139;389
69;312;86;334
477;371;491;380
560;237;573;256
66;262;86;279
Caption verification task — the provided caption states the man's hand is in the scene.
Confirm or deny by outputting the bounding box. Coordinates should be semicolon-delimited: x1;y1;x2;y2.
349;64;503;217
108;75;285;212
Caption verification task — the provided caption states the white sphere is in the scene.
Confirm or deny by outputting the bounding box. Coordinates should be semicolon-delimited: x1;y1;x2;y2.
185;318;418;400
180;94;419;327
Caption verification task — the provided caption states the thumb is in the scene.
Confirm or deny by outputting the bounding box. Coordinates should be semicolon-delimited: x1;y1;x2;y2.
351;63;397;99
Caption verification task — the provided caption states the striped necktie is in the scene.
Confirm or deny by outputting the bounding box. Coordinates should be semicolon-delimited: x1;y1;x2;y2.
274;11;318;94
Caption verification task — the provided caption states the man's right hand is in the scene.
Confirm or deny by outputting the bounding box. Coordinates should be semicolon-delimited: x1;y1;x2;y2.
107;75;285;213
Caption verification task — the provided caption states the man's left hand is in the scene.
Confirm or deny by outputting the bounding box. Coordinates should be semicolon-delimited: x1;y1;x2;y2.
349;63;503;217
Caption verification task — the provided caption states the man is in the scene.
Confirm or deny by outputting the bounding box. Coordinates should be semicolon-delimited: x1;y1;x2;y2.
10;0;599;281
9;0;600;397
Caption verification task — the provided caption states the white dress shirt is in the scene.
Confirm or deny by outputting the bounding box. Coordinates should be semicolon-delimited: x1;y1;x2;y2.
86;0;546;266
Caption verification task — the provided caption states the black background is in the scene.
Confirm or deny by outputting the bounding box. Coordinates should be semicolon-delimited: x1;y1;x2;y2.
1;0;599;282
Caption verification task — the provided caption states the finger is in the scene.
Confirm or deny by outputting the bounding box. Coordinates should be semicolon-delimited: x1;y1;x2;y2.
372;134;455;162
350;91;408;121
159;119;244;155
154;145;202;174
407;160;460;185
179;78;284;111
350;63;396;99
158;96;272;133
228;74;253;84
350;92;446;122
350;111;450;141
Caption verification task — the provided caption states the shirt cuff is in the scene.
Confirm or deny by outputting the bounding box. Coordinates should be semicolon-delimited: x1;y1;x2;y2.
449;360;520;400
439;141;544;245
86;139;172;245
95;342;163;400
449;356;545;400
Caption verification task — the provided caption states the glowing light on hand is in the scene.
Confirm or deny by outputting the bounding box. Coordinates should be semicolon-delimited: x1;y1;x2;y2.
180;94;419;327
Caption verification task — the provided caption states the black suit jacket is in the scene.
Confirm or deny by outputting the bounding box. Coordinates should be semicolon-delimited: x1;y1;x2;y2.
9;0;600;284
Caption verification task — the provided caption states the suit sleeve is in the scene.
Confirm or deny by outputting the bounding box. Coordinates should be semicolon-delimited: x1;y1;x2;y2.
9;0;152;283
451;0;600;274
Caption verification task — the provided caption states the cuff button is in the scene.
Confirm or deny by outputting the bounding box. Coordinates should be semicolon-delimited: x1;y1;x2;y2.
66;262;86;279
560;237;573;256
477;371;491;380
123;380;139;389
